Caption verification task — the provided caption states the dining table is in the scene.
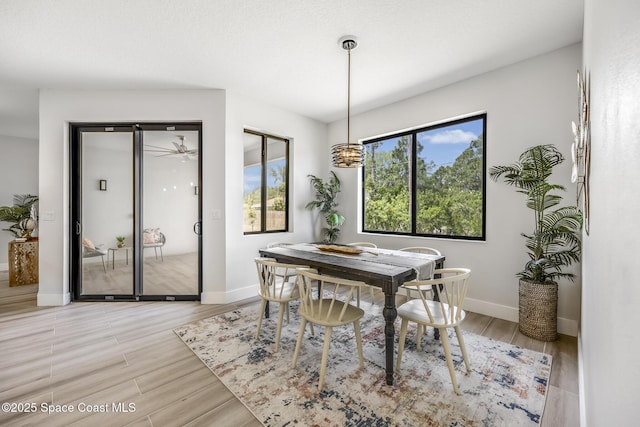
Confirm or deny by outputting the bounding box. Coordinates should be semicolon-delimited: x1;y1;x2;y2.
259;242;445;385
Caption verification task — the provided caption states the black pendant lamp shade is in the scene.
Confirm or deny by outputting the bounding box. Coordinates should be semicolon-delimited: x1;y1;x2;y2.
331;36;364;168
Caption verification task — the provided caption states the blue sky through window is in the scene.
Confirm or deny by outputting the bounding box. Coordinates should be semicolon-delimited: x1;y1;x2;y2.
367;117;483;173
243;159;286;195
417;118;483;170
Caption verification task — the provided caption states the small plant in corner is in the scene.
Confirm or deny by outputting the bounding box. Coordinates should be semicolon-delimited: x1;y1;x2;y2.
116;236;126;248
306;171;345;243
0;194;39;239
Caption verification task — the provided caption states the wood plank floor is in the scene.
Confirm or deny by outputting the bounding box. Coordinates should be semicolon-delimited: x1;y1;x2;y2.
82;253;199;296
0;281;578;426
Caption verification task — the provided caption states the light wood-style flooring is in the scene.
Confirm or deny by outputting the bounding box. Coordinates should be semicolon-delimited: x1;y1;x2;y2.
0;279;578;426
82;253;199;296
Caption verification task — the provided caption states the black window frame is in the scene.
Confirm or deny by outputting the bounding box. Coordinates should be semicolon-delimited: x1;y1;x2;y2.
361;113;487;241
243;129;290;235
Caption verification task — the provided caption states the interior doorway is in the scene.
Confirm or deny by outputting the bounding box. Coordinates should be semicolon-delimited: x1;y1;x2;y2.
70;123;202;301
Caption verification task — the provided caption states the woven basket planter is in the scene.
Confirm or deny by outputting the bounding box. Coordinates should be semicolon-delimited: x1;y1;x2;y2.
518;279;558;341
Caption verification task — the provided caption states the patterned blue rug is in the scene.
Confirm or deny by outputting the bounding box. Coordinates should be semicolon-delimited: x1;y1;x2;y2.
175;301;551;426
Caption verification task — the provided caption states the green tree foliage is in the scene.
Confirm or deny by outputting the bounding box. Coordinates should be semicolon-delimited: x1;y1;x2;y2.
364;136;483;238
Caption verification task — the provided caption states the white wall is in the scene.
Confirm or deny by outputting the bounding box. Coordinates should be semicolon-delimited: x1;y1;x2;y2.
217;91;327;303
581;0;640;424
0;135;39;270
37;88;326;305
82;134;134;251
328;44;582;335
81;140;199;256
142;152;199;256
38;89;226;305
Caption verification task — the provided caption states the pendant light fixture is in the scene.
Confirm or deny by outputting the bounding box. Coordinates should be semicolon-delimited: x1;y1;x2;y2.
331;36;364;168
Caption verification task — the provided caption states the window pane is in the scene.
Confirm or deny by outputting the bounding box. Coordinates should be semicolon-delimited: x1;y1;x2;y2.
415;118;484;237
265;137;287;231
243;132;262;233
363;135;412;233
243;130;289;234
362;114;486;240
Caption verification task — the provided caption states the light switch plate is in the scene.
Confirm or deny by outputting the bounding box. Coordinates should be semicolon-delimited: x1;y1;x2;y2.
41;211;55;221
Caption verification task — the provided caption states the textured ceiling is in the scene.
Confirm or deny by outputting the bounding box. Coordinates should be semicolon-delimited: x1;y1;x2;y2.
0;0;584;139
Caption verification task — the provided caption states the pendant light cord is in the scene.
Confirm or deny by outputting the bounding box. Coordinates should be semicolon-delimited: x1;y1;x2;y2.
347;46;351;147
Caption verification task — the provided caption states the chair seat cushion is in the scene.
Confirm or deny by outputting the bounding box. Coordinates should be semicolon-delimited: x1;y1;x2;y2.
82;237;95;250
143;228;163;245
397;299;465;327
260;281;299;302
300;299;364;326
83;247;107;257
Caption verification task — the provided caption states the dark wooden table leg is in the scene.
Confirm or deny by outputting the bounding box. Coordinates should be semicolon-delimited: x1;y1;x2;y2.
383;290;397;385
431;283;440;340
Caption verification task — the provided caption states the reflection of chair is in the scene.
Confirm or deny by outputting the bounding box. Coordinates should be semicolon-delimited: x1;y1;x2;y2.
82;238;107;273
143;228;166;261
255;257;309;352
292;267;366;391
347;242;378;304
396;268;472;394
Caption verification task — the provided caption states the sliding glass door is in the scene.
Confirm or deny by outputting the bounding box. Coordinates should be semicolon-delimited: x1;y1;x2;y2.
74;128;135;298
141;129;200;297
70;123;202;301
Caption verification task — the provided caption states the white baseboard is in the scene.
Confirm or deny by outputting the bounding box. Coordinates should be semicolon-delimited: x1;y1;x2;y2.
201;284;259;304
0;263;7;271
37;291;71;306
578;331;587;427
464;297;578;337
200;286;578;336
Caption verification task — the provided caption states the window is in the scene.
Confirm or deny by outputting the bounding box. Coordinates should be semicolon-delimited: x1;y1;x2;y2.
362;114;486;240
243;129;289;234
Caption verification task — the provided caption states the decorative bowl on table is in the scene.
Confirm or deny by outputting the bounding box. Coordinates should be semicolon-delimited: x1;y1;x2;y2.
316;244;363;255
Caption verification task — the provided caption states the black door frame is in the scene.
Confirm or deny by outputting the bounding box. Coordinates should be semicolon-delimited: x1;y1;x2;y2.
69;122;203;301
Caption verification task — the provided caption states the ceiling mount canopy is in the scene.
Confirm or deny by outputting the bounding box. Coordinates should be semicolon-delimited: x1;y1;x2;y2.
331;35;364;168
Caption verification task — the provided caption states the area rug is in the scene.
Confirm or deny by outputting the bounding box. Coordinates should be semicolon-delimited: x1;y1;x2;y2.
174;301;551;426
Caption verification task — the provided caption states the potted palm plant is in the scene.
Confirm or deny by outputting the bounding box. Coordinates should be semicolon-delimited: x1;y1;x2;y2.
0;194;39;239
489;144;582;341
306;171;345;243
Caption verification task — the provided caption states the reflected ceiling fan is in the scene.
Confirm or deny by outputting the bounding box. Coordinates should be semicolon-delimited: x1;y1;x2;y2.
144;135;198;160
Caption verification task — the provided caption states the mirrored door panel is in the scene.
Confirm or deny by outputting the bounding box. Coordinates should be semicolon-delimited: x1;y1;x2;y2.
80;130;135;297
141;129;200;296
71;122;201;301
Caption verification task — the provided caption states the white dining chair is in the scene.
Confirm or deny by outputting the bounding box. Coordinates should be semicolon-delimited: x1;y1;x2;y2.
399;246;441;255
266;242;296;282
254;257;309;352
292;267;366;391
396;268;471;394
398;247;441;298
347;242;378;304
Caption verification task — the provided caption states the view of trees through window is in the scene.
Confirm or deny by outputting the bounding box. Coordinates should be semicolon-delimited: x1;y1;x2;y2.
243;130;288;234
362;114;486;240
